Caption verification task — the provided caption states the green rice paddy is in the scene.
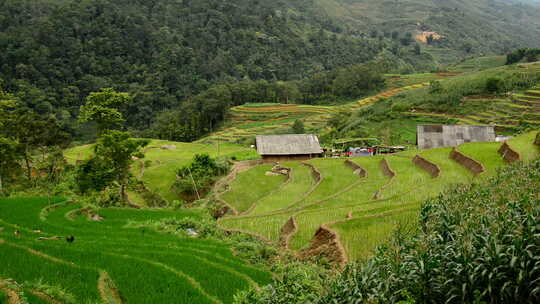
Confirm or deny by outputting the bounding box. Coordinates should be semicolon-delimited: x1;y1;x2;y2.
0;197;271;303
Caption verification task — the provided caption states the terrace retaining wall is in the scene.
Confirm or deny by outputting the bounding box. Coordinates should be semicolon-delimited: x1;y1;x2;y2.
299;225;347;268
535;132;540;146
344;159;367;177
450;148;486;175
279;216;298;248
303;162;322;184
412;155;441;178
498;142;521;163
380;158;396;178
373;158;397;200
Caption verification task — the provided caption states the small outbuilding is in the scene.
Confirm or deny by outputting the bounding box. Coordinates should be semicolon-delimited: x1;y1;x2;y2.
417;125;496;150
256;134;323;162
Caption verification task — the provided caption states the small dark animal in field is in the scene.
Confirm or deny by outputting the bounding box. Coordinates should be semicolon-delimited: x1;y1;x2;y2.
14;230;20;237
66;235;75;243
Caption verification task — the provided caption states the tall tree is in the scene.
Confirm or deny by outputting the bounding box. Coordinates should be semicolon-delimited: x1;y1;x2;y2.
87;131;149;201
0;137;21;194
79;88;132;136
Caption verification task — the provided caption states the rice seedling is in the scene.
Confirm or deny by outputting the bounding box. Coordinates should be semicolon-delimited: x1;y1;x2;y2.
219;212;294;242
292;158;359;208
0;197;272;303
221;165;286;213
333;207;420;261
248;162;315;215
457;141;504;173
508;131;540;162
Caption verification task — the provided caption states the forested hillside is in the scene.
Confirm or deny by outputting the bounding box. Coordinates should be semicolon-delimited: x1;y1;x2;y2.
2;0;540;142
0;0;391;141
316;0;540;63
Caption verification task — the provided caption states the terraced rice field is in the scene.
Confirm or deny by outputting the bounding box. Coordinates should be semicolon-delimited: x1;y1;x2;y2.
65;140;259;203
0;197;271;303
404;65;540;131
219;131;539;261
200;73;452;144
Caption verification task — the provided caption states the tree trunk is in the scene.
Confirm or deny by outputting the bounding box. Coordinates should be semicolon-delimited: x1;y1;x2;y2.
24;144;32;180
120;182;127;202
0;173;3;195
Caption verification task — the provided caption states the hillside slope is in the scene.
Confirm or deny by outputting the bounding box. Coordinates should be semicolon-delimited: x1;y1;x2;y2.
205;61;540;145
2;0;540;143
218;131;540;262
317;0;540;63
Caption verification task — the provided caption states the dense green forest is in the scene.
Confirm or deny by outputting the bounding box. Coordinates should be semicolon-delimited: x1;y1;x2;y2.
1;0;540;142
0;0;396;142
316;0;540;63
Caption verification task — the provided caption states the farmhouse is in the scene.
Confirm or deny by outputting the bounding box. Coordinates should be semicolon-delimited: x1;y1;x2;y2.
417;125;496;150
256;134;323;162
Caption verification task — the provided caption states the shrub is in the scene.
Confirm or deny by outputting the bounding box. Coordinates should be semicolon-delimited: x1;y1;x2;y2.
173;154;230;197
234;261;332;304
486;77;502;93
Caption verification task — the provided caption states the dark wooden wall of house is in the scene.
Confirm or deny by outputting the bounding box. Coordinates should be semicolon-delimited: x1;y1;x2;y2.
261;154;322;163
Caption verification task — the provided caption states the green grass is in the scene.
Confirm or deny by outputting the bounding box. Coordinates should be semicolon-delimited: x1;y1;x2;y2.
66;140;259;203
219;212;293;242
221;165;286;213
293;158;359;208
507;131;540;162
0;197;271;303
457;142;505;173
0;289;8;303
248;162;315;215
447;56;507;72
219;132;540;259
332;207;420;261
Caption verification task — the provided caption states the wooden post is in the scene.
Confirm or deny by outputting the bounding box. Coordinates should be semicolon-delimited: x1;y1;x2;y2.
188;167;200;200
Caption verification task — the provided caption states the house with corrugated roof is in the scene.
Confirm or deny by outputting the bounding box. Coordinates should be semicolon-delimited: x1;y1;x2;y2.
256;134;323;162
417;125;496;150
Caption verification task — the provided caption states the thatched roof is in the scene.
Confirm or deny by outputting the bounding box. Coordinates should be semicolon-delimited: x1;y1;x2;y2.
417;125;495;150
256;134;323;155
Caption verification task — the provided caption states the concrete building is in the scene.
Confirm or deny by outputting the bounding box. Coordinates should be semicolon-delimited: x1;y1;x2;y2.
417;125;496;150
